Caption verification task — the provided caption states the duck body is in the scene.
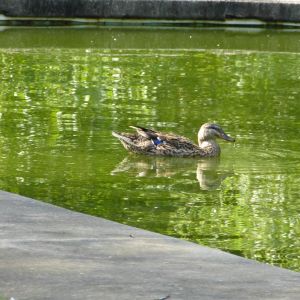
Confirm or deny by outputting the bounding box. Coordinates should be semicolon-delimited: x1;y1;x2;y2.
112;123;235;158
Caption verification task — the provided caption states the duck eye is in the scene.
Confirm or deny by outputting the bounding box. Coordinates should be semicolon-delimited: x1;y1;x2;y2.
209;125;219;131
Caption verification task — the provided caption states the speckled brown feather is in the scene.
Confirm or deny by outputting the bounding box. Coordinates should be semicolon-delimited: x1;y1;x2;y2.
112;129;205;157
112;124;235;157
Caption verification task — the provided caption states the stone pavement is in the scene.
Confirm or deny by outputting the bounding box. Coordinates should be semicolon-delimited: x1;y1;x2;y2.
0;190;299;300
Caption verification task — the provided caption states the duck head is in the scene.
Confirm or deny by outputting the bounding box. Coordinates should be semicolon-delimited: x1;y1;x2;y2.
198;123;235;144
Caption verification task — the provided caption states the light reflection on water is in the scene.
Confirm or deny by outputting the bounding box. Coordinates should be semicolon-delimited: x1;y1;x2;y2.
0;28;300;271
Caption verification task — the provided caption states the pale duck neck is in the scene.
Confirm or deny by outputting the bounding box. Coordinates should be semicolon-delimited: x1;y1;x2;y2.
198;138;221;156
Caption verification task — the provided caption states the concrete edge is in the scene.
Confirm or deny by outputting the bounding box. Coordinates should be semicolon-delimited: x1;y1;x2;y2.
0;189;300;300
1;0;300;24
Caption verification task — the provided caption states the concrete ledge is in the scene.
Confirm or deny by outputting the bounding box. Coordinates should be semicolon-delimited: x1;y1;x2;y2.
1;0;300;23
0;190;299;300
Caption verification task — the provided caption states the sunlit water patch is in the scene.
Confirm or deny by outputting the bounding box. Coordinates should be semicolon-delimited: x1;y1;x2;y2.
0;27;300;271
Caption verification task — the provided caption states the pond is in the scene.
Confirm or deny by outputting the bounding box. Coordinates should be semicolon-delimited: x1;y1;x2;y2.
0;26;299;272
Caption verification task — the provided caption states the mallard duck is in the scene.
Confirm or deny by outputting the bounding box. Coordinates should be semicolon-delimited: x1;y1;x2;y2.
112;123;235;157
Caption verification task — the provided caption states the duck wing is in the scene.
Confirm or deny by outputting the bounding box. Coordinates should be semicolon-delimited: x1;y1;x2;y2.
158;132;197;149
130;126;165;146
150;133;203;157
113;126;203;157
130;126;199;148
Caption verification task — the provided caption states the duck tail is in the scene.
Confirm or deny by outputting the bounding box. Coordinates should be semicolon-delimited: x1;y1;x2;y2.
112;131;136;146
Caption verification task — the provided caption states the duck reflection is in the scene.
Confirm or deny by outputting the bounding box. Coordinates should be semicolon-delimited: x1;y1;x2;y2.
111;155;233;190
196;158;233;190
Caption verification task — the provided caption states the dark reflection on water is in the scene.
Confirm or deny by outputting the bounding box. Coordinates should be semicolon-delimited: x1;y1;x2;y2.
112;155;232;191
196;158;234;191
0;27;300;271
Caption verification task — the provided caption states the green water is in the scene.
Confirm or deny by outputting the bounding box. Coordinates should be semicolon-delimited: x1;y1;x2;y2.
0;26;300;271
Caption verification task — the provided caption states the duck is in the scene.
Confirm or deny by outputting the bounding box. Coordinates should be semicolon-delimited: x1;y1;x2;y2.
112;123;235;157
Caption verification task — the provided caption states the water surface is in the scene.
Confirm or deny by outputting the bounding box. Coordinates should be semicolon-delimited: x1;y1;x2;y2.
0;26;299;271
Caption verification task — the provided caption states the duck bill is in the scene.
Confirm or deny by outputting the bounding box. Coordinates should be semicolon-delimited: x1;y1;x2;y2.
220;132;235;142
